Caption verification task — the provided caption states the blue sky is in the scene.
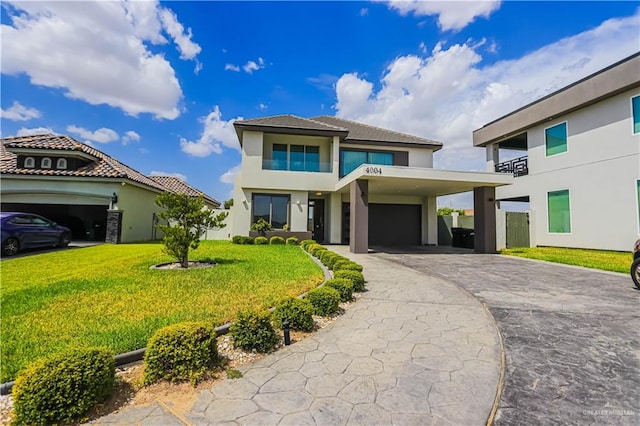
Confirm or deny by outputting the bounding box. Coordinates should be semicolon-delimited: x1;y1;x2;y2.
2;1;639;207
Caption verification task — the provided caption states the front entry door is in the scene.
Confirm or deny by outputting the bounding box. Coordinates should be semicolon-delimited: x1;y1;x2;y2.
309;199;325;242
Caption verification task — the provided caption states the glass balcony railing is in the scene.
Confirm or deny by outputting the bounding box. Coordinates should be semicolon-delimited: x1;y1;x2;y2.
495;156;528;177
262;159;332;173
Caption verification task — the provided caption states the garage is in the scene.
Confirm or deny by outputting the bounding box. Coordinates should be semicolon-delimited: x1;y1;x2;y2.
1;203;108;241
369;203;421;246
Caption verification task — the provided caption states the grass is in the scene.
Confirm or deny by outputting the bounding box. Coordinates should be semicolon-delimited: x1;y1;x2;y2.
501;246;632;274
0;241;323;383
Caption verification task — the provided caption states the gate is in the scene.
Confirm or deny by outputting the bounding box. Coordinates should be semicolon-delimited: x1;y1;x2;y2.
506;212;530;248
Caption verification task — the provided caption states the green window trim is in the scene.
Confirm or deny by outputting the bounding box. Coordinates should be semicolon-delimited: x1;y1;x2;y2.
545;122;567;157
632;96;640;135
548;189;571;234
636;180;640;230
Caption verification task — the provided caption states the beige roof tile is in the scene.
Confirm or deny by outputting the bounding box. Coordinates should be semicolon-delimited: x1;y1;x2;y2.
148;176;220;207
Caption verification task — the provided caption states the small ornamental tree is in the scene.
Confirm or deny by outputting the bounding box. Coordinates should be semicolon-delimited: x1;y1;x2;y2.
156;192;228;268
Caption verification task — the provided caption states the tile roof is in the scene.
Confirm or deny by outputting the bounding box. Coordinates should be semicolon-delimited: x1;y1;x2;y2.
148;176;220;207
1;134;218;204
311;116;443;148
234;114;349;132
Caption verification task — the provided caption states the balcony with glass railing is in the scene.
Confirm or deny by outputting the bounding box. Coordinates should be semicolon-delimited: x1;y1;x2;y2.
262;159;332;173
495;156;528;177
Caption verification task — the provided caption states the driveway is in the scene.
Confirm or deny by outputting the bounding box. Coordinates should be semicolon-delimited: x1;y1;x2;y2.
1;241;102;259
377;247;640;425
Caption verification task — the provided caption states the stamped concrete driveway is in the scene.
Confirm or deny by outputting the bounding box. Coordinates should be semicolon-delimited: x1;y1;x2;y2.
377;247;640;425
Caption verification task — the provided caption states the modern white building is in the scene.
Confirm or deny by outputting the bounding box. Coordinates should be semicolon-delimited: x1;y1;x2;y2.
473;53;640;252
230;115;513;253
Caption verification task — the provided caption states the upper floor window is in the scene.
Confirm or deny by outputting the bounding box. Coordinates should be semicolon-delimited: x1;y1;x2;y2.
548;189;571;233
41;157;52;168
252;193;289;229
632;95;640;134
340;150;393;177
56;158;67;169
268;144;322;172
24;157;35;168
545;122;567;157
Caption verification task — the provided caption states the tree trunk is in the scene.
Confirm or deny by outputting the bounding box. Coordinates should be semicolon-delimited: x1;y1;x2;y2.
181;253;189;268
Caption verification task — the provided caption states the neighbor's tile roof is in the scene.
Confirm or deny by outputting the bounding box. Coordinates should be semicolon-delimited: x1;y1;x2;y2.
234;114;348;132
312;116;443;148
1;134;218;204
148;176;220;207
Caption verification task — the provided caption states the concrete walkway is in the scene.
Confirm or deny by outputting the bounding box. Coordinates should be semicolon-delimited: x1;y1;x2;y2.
96;246;503;425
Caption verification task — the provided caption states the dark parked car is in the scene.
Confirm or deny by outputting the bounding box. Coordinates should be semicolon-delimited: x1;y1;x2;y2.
1;212;71;256
632;238;640;289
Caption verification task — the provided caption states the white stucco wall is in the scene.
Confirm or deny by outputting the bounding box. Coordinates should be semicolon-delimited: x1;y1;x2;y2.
0;176;117;205
116;183;164;243
495;88;640;251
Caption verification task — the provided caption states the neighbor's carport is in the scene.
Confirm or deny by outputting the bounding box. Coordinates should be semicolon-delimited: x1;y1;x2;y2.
334;165;513;253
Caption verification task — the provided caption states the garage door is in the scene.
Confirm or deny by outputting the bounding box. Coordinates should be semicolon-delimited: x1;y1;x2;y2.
369;204;421;246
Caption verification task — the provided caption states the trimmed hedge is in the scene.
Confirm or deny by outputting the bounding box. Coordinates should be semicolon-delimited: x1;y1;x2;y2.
286;236;299;245
269;236;285;245
333;260;364;272
13;347;115;426
309;245;327;258
232;235;254;245
254;236;268;245
143;322;218;386
306;286;341;316
230;309;279;353
334;270;366;292
300;239;316;250
324;278;354;302
272;297;315;332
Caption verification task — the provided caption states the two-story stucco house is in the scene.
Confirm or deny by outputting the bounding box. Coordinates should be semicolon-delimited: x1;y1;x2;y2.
230;115;513;253
473;53;640;252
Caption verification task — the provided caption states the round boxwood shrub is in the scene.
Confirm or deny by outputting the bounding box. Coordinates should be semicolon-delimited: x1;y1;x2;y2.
309;245;327;258
333;260;363;272
286;236;299;245
305;286;341;316
319;250;337;265
269;236;285;245
324;278;354;302
327;256;348;270
334;270;366;292
300;239;316;250
254;236;268;245
231;309;278;353
272;297;315;332
13;347;115;426
232;235;254;245
143;322;218;386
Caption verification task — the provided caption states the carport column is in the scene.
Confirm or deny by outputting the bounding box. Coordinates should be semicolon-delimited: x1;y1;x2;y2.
105;209;123;244
350;179;368;253
473;187;497;253
486;144;499;172
422;196;437;245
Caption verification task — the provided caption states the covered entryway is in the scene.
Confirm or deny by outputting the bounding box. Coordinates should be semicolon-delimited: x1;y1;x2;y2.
1;203;108;241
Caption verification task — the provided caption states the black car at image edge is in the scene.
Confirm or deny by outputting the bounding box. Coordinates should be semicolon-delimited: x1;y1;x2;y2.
632;238;640;289
1;212;71;256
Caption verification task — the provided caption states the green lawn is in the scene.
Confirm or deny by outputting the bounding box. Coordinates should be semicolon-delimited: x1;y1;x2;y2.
501;246;632;274
0;241;323;382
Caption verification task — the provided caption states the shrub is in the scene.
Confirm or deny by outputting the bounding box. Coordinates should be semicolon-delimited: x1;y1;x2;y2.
254;236;268;245
272;297;315;332
230;309;278;353
13;347;115;426
300;239;316;250
232;235;254;245
327;256;348;270
143;322;218;386
305;286;340;316
334;270;366;292
250;218;273;234
324;278;354;302
333;260;363;272
286;236;299;245
269;236;285;245
309;245;327;258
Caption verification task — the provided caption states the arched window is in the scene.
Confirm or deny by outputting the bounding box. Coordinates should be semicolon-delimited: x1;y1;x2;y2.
24;157;35;168
41;157;52;169
56;158;67;169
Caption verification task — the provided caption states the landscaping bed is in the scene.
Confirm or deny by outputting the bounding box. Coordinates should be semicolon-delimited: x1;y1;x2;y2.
501;246;632;274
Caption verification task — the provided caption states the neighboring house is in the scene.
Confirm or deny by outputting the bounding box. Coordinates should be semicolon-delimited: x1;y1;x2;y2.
1;134;220;243
231;115;513;253
473;53;640;252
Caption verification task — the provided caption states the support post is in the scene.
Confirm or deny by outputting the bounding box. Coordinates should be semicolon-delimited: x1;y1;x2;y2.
474;187;497;253
105;209;123;244
349;179;368;253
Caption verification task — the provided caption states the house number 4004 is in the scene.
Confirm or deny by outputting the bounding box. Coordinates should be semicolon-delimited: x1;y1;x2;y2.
365;167;383;175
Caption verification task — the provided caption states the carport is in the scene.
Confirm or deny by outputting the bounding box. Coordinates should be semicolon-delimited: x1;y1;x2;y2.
333;165;513;254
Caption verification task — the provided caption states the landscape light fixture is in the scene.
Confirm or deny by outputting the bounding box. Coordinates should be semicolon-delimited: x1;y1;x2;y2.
111;192;118;204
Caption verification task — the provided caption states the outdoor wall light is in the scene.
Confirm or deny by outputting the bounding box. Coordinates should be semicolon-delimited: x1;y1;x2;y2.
111;192;118;204
296;200;301;205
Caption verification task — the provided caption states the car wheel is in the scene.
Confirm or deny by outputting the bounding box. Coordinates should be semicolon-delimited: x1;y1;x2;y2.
632;258;640;290
58;233;71;248
2;237;20;256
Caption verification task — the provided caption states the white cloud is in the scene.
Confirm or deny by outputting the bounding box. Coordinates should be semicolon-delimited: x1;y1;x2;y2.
16;126;54;136
258;103;268;111
360;8;369;17
243;57;265;74
419;41;427;54
1;1;200;119
334;10;640;176
385;0;502;31
150;170;187;181
122;130;141;145
1;101;41;121
219;165;241;184
225;63;241;72
180;106;242;157
67;125;119;144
